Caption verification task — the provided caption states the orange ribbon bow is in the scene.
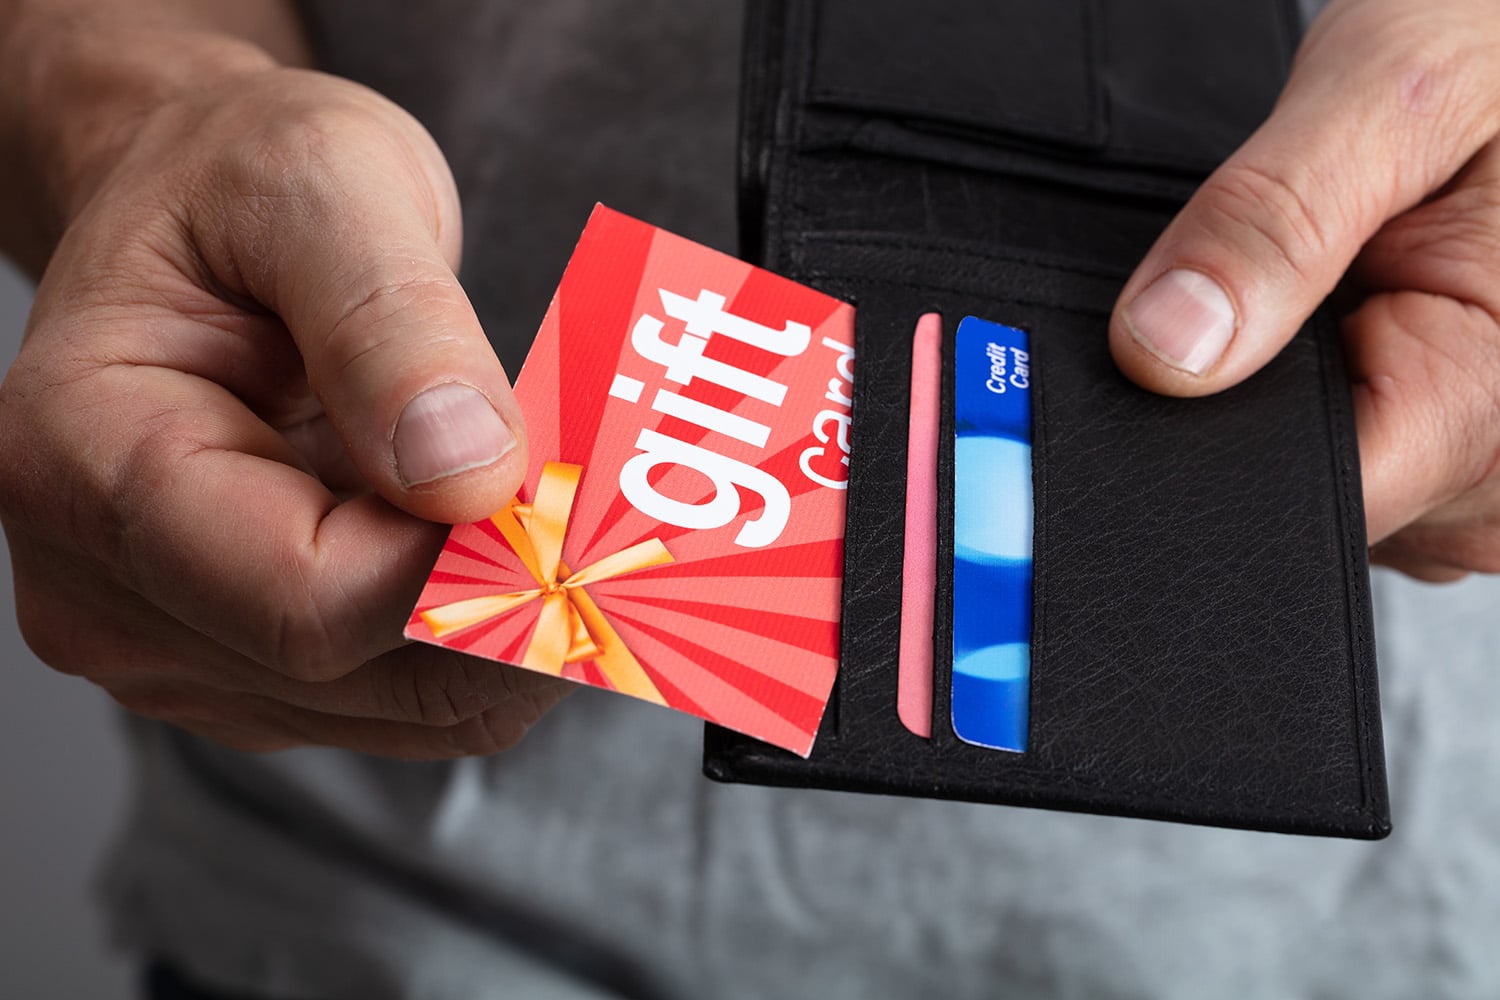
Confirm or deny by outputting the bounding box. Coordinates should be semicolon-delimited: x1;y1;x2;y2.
419;462;673;704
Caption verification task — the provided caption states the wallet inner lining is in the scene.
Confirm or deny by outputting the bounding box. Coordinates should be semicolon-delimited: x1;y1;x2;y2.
804;237;1377;822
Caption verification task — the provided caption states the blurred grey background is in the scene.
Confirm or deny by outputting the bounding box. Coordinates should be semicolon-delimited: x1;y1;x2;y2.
0;258;133;998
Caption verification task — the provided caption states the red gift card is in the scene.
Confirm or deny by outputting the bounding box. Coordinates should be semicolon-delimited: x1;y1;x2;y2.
406;205;854;756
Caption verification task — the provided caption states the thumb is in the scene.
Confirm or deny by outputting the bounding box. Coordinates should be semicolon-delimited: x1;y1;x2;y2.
202;91;529;524
1109;5;1496;397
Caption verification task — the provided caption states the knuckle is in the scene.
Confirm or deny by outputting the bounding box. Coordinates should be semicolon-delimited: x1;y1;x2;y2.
440;706;530;758
469;706;532;756
109;684;199;722
16;613;85;677
0;368;124;568
0;398;26;521
1202;159;1336;286
404;658;497;727
1314;5;1491;127
1438;317;1500;496
1460;544;1500;576
109;410;204;584
441;674;570;757
1379;32;1475;123
318;268;468;382
200;90;448;276
257;545;373;684
257;544;366;681
13;579;92;678
211;98;368;199
107;411;366;684
204;89;449;249
13;590;75;677
268;597;358;682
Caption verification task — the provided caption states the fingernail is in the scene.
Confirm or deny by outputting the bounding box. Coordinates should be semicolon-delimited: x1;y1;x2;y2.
1124;269;1237;376
395;384;516;486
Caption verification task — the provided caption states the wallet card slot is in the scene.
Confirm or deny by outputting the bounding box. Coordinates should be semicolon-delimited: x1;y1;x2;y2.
767;236;1387;836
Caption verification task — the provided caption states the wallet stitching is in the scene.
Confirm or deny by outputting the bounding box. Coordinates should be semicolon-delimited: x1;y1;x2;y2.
779;0;818;266
1318;310;1379;822
1080;0;1107;148
1029;314;1051;770
808;87;1100;145
795;230;1131;284
818;91;1229;177
842;121;1201;201
804;273;1109;320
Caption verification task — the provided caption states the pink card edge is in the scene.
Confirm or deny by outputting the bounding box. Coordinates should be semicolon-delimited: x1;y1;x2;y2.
897;312;942;738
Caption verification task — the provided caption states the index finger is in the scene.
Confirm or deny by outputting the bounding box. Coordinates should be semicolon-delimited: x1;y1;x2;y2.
15;353;442;681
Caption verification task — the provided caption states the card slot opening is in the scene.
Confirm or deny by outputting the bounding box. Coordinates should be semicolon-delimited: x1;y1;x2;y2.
928;308;959;752
802;242;1377;828
831;266;1268;766
787;232;1126;319
941;316;1036;755
827;290;939;746
924;307;1042;756
822;272;1056;753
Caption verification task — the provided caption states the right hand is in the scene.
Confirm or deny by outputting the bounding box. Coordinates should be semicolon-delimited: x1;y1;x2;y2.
1109;0;1500;582
0;26;573;756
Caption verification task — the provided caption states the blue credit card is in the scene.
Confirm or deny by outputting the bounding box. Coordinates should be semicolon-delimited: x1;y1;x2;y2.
952;316;1032;752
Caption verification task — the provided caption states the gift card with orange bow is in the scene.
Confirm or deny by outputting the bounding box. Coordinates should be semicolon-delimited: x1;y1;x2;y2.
406;205;854;756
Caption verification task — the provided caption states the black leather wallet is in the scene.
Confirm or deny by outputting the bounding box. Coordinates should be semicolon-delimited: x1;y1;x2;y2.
703;0;1390;838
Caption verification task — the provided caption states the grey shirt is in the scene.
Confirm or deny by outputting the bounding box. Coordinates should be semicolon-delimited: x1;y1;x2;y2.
101;4;1500;998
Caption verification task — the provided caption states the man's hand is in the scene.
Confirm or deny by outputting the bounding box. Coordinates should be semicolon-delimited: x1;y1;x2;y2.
1110;0;1500;582
0;7;572;754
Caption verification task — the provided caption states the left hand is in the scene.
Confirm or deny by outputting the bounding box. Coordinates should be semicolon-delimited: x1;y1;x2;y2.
1109;0;1500;581
0;18;567;757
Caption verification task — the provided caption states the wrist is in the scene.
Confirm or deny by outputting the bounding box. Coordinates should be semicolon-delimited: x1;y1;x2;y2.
0;7;299;272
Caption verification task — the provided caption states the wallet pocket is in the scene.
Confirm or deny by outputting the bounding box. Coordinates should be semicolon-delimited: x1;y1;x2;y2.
706;234;1388;839
805;0;1104;151
797;0;1298;194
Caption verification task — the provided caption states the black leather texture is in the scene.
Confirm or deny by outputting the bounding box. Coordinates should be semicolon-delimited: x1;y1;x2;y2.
704;0;1389;838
